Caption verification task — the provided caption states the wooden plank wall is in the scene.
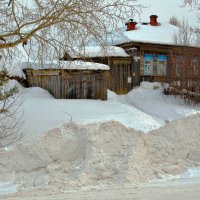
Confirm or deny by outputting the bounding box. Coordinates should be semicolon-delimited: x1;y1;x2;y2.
110;59;133;94
118;42;171;82
25;69;109;100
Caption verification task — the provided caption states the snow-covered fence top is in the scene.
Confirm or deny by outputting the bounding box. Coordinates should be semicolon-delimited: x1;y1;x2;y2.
24;60;110;71
67;46;130;59
6;60;110;79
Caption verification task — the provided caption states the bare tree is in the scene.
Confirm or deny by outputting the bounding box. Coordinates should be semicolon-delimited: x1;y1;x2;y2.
0;0;143;146
169;16;181;27
179;1;200;47
182;0;200;29
0;69;23;147
173;19;194;46
166;16;200;104
0;0;143;60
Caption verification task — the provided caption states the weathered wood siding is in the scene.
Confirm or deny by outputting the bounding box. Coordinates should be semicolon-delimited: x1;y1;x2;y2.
121;44;169;82
67;57;134;95
118;41;200;83
109;58;133;94
25;69;109;100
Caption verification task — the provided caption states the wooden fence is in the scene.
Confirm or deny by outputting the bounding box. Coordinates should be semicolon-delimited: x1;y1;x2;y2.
25;69;109;100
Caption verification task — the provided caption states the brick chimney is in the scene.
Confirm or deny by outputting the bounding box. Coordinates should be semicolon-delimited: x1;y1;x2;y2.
150;15;158;26
125;19;137;31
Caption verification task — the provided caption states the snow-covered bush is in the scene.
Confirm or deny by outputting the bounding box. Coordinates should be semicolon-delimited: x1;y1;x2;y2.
167;12;200;104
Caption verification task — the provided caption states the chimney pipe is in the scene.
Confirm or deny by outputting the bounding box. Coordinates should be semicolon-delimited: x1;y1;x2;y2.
150;15;158;26
125;19;137;31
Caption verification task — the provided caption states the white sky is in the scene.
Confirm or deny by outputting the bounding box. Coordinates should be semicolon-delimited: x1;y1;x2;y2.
137;0;198;26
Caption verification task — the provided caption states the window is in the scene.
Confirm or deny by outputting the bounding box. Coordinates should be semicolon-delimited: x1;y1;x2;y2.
157;55;167;76
144;54;154;76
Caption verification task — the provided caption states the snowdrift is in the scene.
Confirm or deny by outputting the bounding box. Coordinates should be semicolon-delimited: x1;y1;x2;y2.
0;114;200;192
127;82;199;121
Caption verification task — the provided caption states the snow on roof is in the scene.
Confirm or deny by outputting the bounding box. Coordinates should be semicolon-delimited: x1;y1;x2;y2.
61;60;110;70
23;60;110;71
5;58;110;79
110;23;181;46
69;46;130;58
6;65;26;79
0;62;25;79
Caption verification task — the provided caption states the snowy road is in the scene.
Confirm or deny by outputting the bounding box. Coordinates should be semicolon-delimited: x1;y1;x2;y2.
3;178;200;200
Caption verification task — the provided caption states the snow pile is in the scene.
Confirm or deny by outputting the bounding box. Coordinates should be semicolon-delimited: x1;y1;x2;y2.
1;114;200;193
19;87;163;141
127;82;200;121
140;81;162;89
3;82;199;142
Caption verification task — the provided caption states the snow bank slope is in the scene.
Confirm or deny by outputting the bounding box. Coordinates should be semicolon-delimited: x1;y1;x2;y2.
20;87;163;141
127;82;200;121
1;114;200;193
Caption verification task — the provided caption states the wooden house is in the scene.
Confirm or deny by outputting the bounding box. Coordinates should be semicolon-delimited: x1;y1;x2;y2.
17;15;200;101
63;46;134;94
24;61;109;100
110;15;200;84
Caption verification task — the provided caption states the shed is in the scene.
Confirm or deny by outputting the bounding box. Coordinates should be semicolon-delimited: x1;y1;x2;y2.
24;60;109;100
63;46;134;94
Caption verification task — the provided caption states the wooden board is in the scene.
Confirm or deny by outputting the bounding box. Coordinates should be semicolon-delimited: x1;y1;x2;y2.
25;69;109;100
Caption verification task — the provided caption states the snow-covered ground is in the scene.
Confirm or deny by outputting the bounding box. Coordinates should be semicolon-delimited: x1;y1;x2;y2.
3;177;200;200
126;82;200;122
20;85;159;141
1;81;200;197
18;81;200;141
1;113;200;198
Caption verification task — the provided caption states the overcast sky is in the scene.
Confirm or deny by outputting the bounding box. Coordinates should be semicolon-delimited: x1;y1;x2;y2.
135;0;198;26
